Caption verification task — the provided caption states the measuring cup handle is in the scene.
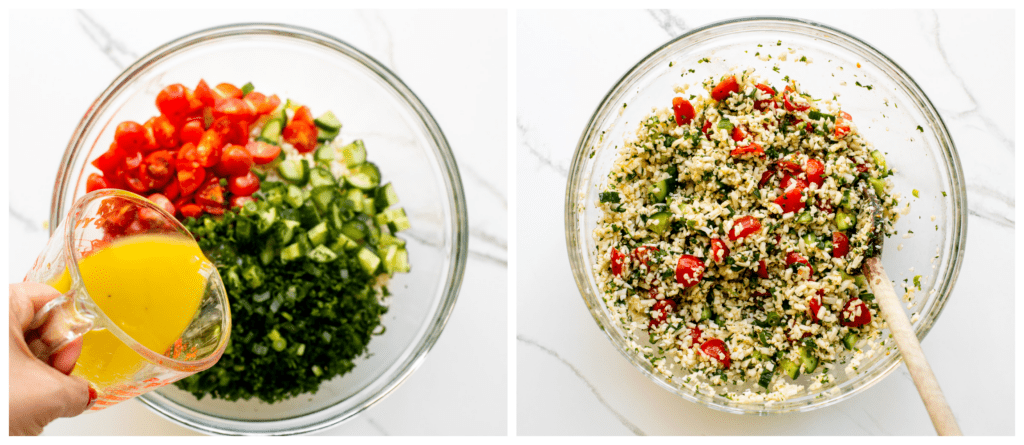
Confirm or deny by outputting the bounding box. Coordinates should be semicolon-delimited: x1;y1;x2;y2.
25;291;94;361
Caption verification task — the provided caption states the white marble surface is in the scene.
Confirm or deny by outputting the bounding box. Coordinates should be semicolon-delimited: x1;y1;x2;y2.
517;10;1013;435
8;9;507;435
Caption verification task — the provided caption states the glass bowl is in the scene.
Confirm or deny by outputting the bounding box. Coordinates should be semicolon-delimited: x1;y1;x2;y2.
565;17;967;414
50;23;468;434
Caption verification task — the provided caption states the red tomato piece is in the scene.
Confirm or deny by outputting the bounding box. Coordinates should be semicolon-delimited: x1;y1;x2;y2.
218;144;254;177
177;164;206;197
246;140;282;165
139;150;175;190
709;238;729;263
180;119;205;145
675;255;705;288
213;83;243;101
155;84;191;121
728;215;762;240
259;95;281;115
730;142;764;157
777;160;802;174
228;171;260;196
292;106;315;126
179;203;203;219
610;248;625;276
774;186;806;214
702;119;714;139
146;193;175;216
700;338;731;369
86;173;109;192
839;111;852;121
195;129;225;168
754;83;776;111
785;251;814;279
230;195;256;209
124;151;144;170
194;80;215;107
804;158;825;188
834;115;852;139
783;91;810;112
758;167;776;188
840;298;871;327
162;177;181;201
195;181;225;207
689;326;703;347
731;125;747;142
214;97;257;123
114;121;148;153
672;97;696;126
149;115;179;149
243;92;267;114
649;299;676;329
122;166;150;194
92;143;126;176
631;246;659;269
757;260;769;279
832;231;850;258
283;120;318;153
711;76;739;101
808;291;823;323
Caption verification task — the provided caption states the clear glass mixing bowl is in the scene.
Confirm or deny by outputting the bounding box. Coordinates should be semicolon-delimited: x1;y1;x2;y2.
565;16;967;414
50;23;468;434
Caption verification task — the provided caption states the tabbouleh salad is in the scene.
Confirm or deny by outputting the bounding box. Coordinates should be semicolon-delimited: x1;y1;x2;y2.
593;67;906;402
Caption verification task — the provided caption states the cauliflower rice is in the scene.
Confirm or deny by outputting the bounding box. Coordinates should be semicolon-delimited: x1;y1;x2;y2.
593;67;903;402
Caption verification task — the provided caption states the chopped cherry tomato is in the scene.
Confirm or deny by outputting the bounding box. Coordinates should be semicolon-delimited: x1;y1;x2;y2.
139;150;175;190
840;298;871;327
804;158;825;188
92;143;126;176
213;83;243;101
245;140;282;165
195;181;225;207
243;92;267;114
709;238;729;263
86;173;109;192
689;326;702;347
610;248;625;276
808;290;824;323
783;90;810;112
785;252;813;279
702;119;714;139
631;246;659;269
260;95;281;115
149;115;179;149
757;260;769;279
730;142;764;157
780;173;807;191
114;121;148;153
711;76;739;101
194;79;215;107
214;97;257;123
162;177;181;201
195;129;224;168
122;165;150;194
124;150;144;170
758;167;776;188
777;160;802;174
218;144;254;177
203;205;226;216
230;195;256;208
832;231;850;258
833;112;852;138
177;164;206;197
180;119;205;145
774;185;806;214
700;338;731;369
283;120;318;153
228;171;260;196
731;125;747;142
728;215;761;240
649;299;676;329
754;83;776;111
146;193;175;215
672;97;696;126
155;84;191;121
292;106;315;126
180;203;203;219
675;255;705;288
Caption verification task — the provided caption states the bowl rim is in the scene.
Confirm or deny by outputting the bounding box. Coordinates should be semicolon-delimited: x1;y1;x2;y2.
50;22;468;435
565;15;967;415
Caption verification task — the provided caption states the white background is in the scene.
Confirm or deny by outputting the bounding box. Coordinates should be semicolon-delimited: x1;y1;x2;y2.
517;9;1014;435
8;9;508;436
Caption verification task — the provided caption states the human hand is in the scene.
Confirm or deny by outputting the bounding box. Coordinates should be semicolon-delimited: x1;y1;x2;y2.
9;282;92;436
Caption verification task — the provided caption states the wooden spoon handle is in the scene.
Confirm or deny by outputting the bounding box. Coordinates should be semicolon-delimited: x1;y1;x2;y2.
863;257;962;436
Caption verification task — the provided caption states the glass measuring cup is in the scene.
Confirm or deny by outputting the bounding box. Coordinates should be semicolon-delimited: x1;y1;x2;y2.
24;189;231;410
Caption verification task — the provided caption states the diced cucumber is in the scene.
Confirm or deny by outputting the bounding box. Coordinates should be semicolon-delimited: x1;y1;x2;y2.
345;189;365;213
276;219;301;245
700;306;712;322
392;248;410;273
375;183;400;210
342;220;368;241
379;232;406;248
259;240;276;265
317;127;340;142
357;247;381;274
307;221;330;247
383;207;410;232
870;150;887;171
284;184;305;208
314;111;342;132
843;333;859;350
280;243;304;262
362;197;376;216
382;245;400;274
835;210;856;231
310;186;337;212
802;232;816;246
340;140;367;167
278;159;310;187
757;367;775;388
309;167;337;188
260;119;283;145
649;179;670;203
284;98;303;112
799;346;818;373
298;200;322;229
854;274;868;290
868;177;886;197
841;189;852;210
796;212;813;224
354;162;380;185
307;245;338;263
328;201;349;232
780;358;800;380
257;208;278;234
648;211;671;234
328;232;359;254
314;144;335;163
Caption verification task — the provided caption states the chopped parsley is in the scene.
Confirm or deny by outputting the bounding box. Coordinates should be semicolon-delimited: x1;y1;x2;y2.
855;81;874;90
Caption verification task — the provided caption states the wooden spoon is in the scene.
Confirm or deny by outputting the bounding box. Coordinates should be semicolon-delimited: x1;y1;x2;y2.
860;186;962;435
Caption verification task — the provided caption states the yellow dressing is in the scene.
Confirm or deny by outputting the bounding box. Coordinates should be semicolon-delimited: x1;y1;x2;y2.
50;234;210;387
